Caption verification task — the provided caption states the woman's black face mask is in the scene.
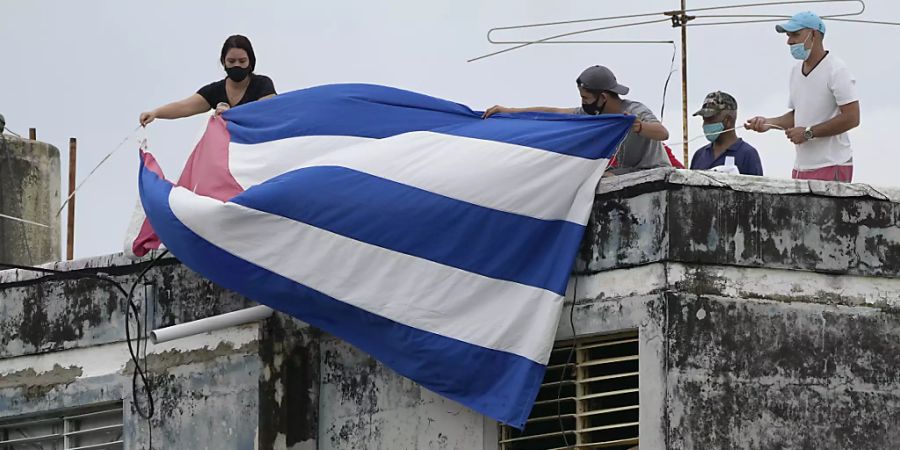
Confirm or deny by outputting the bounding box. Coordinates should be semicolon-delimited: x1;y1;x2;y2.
226;66;251;82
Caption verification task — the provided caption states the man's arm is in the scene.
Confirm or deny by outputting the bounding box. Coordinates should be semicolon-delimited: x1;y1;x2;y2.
482;105;576;118
746;110;795;132
812;101;860;137
785;101;859;144
635;120;669;141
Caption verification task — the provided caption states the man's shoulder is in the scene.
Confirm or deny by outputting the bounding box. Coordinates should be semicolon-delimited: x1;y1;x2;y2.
691;142;713;159
825;53;849;69
622;99;649;111
735;139;761;155
622;100;659;121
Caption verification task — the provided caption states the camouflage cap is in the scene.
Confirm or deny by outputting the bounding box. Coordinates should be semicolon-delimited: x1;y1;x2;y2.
693;91;738;118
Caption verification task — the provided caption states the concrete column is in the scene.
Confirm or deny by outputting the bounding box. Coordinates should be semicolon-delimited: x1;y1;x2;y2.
0;135;61;265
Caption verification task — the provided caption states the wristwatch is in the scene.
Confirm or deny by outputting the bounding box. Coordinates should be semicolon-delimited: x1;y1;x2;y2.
803;127;814;141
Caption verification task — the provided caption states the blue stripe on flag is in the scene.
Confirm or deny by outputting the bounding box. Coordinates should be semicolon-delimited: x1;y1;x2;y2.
230;166;583;295
224;84;633;160
139;160;545;428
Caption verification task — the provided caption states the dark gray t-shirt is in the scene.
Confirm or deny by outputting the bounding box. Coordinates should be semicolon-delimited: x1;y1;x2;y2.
575;100;671;174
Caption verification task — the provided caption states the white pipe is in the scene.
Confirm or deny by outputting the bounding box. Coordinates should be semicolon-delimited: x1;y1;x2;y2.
150;305;274;344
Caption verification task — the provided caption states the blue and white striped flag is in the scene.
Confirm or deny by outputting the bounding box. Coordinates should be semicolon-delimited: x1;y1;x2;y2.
137;83;632;427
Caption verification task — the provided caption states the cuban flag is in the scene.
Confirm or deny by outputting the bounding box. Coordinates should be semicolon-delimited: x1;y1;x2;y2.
136;84;632;428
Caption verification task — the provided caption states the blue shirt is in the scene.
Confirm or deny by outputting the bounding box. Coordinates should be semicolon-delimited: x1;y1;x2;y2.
690;138;763;176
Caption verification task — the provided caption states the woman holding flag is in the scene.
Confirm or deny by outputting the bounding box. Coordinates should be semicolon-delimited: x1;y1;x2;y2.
139;35;276;126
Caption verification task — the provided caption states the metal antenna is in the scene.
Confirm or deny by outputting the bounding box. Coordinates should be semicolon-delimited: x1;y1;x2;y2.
469;0;900;165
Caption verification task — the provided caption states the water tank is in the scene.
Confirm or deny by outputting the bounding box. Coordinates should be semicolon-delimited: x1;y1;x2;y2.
0;134;61;265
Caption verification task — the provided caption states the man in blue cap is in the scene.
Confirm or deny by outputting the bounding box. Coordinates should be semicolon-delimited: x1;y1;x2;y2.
745;11;860;182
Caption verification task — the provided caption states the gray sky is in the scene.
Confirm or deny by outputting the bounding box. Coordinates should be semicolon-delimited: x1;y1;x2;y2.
3;0;898;258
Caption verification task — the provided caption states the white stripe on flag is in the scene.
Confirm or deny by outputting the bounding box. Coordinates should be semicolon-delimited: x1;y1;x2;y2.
168;186;563;364
228;132;607;224
229;135;370;190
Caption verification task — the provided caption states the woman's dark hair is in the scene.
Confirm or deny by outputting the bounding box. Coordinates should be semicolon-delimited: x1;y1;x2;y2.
220;35;256;72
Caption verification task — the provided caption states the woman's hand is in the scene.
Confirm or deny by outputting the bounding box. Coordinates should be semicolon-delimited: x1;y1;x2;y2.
215;102;231;115
139;111;156;127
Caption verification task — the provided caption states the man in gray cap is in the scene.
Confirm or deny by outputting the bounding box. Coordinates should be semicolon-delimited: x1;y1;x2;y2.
483;65;671;175
745;11;860;182
691;91;763;176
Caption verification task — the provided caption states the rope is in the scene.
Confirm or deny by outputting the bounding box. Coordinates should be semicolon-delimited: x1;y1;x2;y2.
56;126;145;217
666;123;786;147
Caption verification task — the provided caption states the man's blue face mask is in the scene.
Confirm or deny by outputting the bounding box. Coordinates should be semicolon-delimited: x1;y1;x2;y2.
790;31;813;61
703;122;726;143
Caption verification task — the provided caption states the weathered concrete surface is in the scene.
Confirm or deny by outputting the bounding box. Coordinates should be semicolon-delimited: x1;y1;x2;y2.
0;135;60;265
0;253;254;358
2;168;900;449
556;294;669;450
0;255;316;450
560;289;900;449
582;168;900;278
568;261;900;309
127;327;263;450
319;337;496;450
258;315;320;450
666;293;900;450
0;323;261;449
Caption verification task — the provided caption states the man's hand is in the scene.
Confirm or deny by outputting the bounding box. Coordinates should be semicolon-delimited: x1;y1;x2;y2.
744;116;770;133
482;105;511;119
785;127;808;144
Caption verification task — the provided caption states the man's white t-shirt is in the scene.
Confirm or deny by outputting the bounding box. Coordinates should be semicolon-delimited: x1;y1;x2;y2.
788;53;858;170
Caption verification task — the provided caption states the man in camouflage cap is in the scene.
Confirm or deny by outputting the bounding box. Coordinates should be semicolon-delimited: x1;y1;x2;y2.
690;91;763;176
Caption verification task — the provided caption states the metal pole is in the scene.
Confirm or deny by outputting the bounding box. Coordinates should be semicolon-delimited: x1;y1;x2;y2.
28;128;36;141
681;0;690;165
67;138;76;260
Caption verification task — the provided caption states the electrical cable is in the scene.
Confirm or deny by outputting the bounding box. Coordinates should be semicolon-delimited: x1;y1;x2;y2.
140;283;154;450
2;127;23;139
0;250;169;450
660;42;678;122
56;125;143;217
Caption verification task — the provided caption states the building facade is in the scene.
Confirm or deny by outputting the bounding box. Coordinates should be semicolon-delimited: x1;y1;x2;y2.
1;168;898;449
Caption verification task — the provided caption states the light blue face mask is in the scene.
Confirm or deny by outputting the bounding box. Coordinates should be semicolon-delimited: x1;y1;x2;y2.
703;122;725;142
790;32;813;60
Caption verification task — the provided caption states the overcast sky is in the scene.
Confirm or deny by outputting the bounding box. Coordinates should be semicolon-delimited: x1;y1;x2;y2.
3;0;898;258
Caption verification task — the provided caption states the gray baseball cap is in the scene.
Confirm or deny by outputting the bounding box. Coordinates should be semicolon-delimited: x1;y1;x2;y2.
576;65;629;95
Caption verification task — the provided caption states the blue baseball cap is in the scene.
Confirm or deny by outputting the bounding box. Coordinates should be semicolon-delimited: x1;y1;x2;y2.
776;11;826;34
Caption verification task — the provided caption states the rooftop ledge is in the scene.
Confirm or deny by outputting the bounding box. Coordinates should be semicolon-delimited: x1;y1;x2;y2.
2;168;898;284
581;168;900;279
